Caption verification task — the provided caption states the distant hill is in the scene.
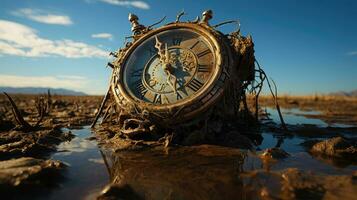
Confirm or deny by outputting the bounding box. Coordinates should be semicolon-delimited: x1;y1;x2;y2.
329;89;357;97
0;87;87;96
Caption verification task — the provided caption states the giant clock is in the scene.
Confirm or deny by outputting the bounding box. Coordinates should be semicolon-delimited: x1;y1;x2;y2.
108;10;254;124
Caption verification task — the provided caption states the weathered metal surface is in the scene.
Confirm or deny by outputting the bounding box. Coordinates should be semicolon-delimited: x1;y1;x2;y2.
94;10;257;129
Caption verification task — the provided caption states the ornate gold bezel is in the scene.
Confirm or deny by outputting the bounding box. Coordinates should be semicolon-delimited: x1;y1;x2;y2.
111;22;232;123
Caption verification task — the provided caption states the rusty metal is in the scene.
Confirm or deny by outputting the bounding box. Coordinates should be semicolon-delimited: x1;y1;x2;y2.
92;10;259;130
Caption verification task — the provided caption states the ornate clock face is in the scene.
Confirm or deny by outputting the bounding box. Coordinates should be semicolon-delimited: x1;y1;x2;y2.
122;28;216;105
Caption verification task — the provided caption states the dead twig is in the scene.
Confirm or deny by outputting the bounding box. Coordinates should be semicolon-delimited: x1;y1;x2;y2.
269;78;287;131
46;89;52;113
4;92;49;131
101;102;116;124
255;60;287;131
147;16;166;30
91;86;112;128
34;96;47;127
3;92;32;130
251;69;266;121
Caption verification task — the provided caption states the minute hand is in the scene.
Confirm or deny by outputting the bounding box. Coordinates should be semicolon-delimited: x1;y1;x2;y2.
163;43;177;94
154;36;177;94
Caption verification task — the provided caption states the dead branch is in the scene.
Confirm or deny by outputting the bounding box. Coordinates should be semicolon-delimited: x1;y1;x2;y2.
251;69;266;121
91;87;112;128
101;102;116;124
3;92;32;130
255;60;288;131
4;92;50;131
34;96;47;127
269;78;287;130
46;89;52;113
147;16;166;29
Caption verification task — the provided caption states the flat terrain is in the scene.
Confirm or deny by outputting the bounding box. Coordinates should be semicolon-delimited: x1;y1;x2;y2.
256;94;357;126
0;93;357;199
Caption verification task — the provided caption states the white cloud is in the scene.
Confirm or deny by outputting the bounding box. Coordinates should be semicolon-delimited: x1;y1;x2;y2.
56;75;88;80
91;33;113;40
12;8;73;25
0;74;88;91
0;20;108;58
99;0;150;10
347;51;357;56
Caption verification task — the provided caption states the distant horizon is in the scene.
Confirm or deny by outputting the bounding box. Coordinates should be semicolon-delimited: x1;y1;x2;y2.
1;86;357;97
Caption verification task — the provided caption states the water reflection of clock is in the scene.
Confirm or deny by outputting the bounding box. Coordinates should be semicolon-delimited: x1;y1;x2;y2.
113;23;231;122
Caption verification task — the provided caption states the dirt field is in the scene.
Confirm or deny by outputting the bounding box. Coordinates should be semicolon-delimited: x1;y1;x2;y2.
1;93;356;199
254;94;357;126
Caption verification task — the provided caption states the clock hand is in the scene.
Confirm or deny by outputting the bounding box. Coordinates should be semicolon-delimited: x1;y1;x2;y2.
164;43;170;64
163;43;178;93
165;70;177;94
154;36;177;93
154;36;165;64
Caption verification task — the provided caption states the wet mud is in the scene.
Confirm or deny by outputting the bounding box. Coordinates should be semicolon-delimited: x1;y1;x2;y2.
0;94;101;198
1;94;357;199
257;95;357;126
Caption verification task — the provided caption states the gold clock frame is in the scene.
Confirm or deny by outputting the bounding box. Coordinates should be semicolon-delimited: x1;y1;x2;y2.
92;10;256;128
111;22;232;123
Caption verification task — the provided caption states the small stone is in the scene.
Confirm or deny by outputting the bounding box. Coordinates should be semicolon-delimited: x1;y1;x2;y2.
310;137;356;159
0;157;66;189
261;148;290;159
86;136;97;141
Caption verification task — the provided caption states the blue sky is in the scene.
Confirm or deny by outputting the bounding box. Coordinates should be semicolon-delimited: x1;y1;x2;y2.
0;0;356;95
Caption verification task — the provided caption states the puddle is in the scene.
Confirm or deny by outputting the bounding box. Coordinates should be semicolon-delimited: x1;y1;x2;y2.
258;132;305;153
34;108;356;199
98;144;356;199
43;126;109;200
266;107;328;126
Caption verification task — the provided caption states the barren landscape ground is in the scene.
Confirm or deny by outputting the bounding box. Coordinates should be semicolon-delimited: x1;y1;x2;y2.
0;93;356;199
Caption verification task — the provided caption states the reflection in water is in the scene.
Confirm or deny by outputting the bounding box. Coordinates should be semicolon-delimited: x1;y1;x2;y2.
100;146;254;200
38;108;357;199
267;107;328;126
98;144;357;200
97;106;357;199
46;127;108;200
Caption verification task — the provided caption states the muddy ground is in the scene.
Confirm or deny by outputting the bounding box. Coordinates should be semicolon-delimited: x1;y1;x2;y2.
0;93;357;200
0;94;101;198
257;95;357;126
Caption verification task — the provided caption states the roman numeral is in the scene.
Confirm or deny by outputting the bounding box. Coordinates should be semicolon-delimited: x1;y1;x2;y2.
172;38;182;46
131;69;143;77
176;91;183;100
197;64;210;72
153;93;162;104
190;41;200;49
134;80;148;97
187;78;204;92
163;95;170;104
197;49;211;58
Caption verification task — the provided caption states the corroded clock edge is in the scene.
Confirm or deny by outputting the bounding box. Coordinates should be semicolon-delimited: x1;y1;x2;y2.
110;24;231;124
107;10;254;126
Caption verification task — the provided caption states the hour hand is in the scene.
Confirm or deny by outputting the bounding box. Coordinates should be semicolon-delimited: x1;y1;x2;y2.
165;70;177;94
